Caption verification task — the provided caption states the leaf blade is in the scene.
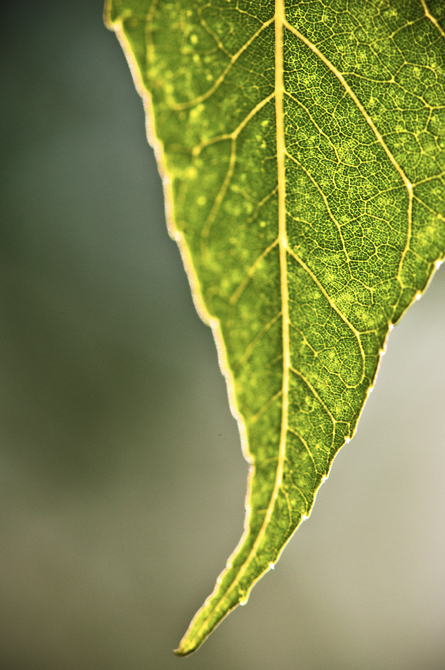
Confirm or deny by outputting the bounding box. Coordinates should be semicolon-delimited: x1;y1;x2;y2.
106;0;445;655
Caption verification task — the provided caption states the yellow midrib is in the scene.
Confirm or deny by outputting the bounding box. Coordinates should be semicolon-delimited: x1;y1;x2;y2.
220;0;289;583
179;1;290;652
275;0;289;505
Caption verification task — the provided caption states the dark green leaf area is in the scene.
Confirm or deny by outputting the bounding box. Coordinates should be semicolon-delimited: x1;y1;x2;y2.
286;0;445;323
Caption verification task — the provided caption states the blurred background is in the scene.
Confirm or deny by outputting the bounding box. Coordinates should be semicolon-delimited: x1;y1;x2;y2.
1;1;445;668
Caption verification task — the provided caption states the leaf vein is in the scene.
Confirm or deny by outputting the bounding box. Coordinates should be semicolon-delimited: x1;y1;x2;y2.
247;389;282;426
229;239;279;306
287;426;320;475
285;150;351;265
283;19;412;195
289;365;336;433
168;17;274;111
236;312;282;368
285;247;366;386
421;0;445;39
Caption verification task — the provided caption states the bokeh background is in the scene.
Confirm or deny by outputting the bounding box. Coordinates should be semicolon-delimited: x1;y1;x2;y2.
1;1;445;668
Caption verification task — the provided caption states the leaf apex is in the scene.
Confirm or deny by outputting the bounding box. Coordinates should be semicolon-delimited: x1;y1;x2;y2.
173;626;207;657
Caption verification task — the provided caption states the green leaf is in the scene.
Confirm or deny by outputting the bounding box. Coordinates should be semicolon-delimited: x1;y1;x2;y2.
105;0;445;656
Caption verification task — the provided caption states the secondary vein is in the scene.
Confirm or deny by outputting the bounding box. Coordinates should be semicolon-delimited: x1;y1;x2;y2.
283;19;412;195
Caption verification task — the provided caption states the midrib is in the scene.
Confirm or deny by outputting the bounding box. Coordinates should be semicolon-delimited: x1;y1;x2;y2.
227;0;289;573
220;0;289;589
275;0;289;500
185;0;290;642
229;0;288;578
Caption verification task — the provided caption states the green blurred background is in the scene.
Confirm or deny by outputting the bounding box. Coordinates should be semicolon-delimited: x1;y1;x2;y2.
1;1;445;668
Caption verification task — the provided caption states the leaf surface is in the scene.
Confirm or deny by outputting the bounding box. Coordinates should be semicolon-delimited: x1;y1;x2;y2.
105;0;445;655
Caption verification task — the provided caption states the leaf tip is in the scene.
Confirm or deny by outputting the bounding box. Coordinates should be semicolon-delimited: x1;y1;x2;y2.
173;632;204;658
172;645;193;658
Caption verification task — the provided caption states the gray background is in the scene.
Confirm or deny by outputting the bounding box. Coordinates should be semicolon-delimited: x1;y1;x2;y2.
1;1;445;668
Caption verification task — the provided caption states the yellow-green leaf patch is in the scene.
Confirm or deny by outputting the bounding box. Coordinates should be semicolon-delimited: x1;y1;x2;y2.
106;0;445;655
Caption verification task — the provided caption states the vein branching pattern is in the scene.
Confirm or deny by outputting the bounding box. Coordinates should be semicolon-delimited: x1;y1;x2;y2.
106;0;445;655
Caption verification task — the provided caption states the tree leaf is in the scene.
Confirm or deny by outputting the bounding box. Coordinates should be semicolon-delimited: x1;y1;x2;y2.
105;0;445;656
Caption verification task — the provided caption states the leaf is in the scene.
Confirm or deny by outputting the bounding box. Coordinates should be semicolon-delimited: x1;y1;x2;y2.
105;0;445;656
